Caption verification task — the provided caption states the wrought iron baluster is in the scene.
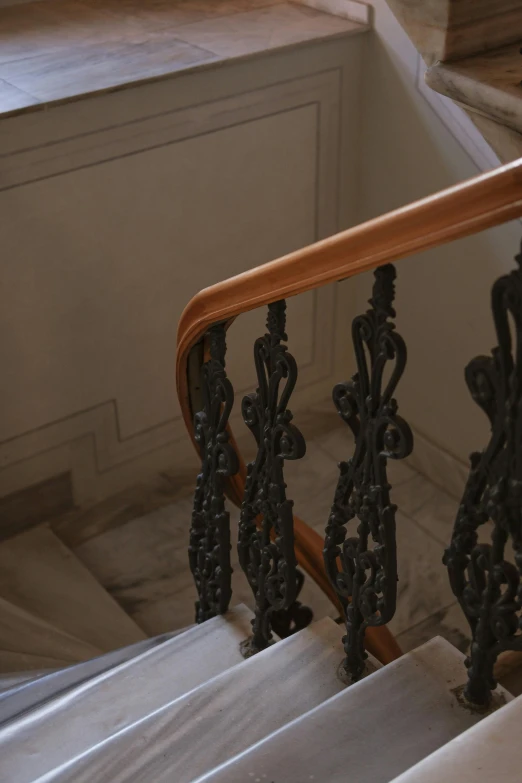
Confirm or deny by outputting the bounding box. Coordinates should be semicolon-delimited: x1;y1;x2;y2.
324;264;413;682
238;300;309;653
189;324;239;624
444;242;522;706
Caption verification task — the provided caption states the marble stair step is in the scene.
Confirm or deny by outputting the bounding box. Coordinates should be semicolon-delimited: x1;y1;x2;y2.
0;596;102;664
21;617;346;783
0;626;191;727
426;42;522;137
0;651;70;674
0;605;253;783
389;692;522;783
195;637;512;783
0;670;49;693
0;527;145;651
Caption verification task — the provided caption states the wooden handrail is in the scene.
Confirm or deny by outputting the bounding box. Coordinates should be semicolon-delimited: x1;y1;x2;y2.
176;158;522;666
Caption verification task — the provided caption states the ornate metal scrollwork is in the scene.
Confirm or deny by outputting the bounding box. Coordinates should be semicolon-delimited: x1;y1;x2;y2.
189;324;239;624
238;300;309;653
444;243;522;706
324;264;413;682
270;570;314;639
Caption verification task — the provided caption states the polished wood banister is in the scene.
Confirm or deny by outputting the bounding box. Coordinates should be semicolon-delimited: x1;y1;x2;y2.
178;158;522;380
177;158;522;667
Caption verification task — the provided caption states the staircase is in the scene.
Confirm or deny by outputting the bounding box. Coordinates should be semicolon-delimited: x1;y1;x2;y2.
0;585;513;782
0;159;521;780
0;604;516;782
384;0;522;163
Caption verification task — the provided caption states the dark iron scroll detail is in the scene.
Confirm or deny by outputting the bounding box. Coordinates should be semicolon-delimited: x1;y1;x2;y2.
444;243;522;706
238;300;309;652
189;325;239;624
270;570;314;639
324;264;413;682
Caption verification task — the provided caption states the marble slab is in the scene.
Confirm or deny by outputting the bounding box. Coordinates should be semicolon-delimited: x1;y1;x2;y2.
426;42;522;136
392;472;458;547
29;618;345;783
0;0;276;66
177;2;365;59
75;489;338;635
0;596;101;663
386;0;522;65
0;36;217;104
0;0;367;118
0;629;187;727
0;671;47;693
281;410;457;635
0;605;253;783
74;499;197;635
195;637;511;783
0;527;145;651
0;78;37;112
389;692;522;783
297;0;371;25
390;511;455;636
468;108;522;164
396;601;470;655
0;651;69;674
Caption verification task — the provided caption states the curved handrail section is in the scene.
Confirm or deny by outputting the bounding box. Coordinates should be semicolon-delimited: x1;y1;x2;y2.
176;158;522;665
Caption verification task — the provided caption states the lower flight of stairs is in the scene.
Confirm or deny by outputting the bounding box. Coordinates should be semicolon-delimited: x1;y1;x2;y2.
0;526;146;676
0;604;516;783
0;518;519;781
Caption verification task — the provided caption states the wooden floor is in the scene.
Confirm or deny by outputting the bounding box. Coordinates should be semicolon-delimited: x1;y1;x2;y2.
0;0;366;117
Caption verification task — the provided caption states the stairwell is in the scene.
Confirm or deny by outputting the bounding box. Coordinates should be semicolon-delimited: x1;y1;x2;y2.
384;0;522;162
1;2;522;782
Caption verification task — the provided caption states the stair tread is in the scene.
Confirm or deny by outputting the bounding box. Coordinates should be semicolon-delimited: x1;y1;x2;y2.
0;628;189;727
194;637;512;783
0;605;253;783
0;650;70;673
0;595;102;663
0;527;145;651
6;616;346;783
0;670;49;692
389;692;522;783
426;42;522;136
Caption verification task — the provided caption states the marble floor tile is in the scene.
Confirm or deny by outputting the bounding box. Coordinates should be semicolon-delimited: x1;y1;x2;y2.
312;419;418;488
389;512;455;637
74;500;195;634
393;473;459;547
53;469;197;549
285;439;339;528
177;2;365;59
396;602;470;655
